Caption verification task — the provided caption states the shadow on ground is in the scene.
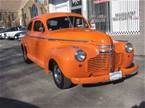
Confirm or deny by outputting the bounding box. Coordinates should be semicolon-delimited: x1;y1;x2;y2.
0;97;39;108
82;72;138;88
132;101;145;108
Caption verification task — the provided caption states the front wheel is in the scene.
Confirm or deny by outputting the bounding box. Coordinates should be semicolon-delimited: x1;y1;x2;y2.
52;63;73;89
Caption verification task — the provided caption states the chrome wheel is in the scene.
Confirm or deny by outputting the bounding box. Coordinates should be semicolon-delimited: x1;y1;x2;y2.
54;65;62;84
52;63;73;89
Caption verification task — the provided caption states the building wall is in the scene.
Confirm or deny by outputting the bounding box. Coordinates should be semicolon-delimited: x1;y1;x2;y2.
0;12;18;27
0;0;48;27
49;0;70;13
81;0;88;19
49;0;88;18
110;0;140;34
111;0;144;55
142;0;145;55
20;0;48;26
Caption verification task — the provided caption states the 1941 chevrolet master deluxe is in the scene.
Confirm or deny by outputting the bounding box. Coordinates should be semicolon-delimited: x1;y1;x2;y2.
21;13;139;89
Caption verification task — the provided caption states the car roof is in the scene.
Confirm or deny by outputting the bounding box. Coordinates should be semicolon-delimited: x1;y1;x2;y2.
32;12;83;21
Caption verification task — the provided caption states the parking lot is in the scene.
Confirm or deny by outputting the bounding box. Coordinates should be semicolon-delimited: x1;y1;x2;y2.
0;39;144;108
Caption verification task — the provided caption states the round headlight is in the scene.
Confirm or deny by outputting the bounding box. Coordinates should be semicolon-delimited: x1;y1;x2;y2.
125;43;133;53
75;50;86;62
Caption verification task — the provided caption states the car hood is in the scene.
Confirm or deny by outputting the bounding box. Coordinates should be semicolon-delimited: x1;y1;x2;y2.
48;28;113;45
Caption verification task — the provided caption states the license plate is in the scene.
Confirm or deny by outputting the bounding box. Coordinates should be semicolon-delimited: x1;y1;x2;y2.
110;71;122;81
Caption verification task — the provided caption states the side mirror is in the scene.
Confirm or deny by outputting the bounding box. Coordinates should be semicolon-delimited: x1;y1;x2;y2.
39;27;44;32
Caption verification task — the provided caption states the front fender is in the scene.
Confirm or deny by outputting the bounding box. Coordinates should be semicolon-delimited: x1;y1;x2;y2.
114;41;134;68
44;45;97;78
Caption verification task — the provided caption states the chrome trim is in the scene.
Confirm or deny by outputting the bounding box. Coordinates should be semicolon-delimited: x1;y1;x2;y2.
98;45;113;72
97;45;113;49
28;36;95;42
48;38;95;42
99;49;113;53
125;42;133;53
75;50;87;62
115;40;128;42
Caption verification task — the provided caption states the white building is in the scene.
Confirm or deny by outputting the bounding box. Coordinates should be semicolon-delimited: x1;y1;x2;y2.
49;0;88;19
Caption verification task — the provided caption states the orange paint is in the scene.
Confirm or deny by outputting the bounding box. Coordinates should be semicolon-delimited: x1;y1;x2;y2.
21;13;138;85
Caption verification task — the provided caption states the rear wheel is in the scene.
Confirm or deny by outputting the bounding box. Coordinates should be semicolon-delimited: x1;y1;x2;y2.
21;45;32;64
52;62;73;89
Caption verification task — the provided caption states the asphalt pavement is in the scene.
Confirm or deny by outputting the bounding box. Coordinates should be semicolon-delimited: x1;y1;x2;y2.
0;40;145;108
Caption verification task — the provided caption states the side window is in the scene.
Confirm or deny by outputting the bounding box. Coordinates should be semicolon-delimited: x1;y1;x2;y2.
74;17;89;28
15;27;19;31
11;27;16;31
47;17;70;31
27;21;32;31
34;21;45;32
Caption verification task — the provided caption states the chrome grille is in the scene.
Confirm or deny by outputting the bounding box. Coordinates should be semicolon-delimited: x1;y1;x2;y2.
88;52;112;76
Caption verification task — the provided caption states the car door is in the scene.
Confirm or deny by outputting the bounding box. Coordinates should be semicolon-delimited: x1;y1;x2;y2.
32;20;46;67
24;21;34;57
8;27;16;38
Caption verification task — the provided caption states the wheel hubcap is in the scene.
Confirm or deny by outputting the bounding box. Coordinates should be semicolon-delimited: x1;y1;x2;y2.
54;66;62;84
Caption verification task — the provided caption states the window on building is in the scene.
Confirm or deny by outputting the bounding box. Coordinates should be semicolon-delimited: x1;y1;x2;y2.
31;4;38;18
95;1;110;32
34;20;45;32
71;8;82;15
111;0;140;34
71;0;82;7
71;0;82;15
12;13;15;21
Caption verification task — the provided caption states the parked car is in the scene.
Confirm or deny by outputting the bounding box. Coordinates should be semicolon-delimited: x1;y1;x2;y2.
21;13;139;89
5;27;26;39
0;27;6;39
14;31;26;40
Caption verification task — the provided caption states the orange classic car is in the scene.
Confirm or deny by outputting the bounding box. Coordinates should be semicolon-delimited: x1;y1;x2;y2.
21;13;139;89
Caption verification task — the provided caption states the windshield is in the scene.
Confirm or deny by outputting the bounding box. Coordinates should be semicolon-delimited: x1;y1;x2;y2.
47;16;89;31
